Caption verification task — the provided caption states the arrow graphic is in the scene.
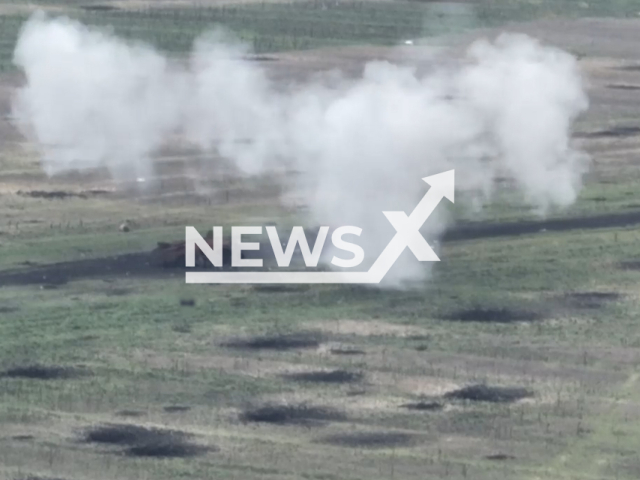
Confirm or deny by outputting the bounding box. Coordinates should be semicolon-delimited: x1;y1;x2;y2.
186;170;455;284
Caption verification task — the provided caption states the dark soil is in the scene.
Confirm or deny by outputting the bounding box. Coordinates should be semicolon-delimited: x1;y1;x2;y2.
485;453;516;461
84;424;183;446
222;332;322;351
84;423;209;458
317;431;419;449
179;298;196;307
616;64;640;71
444;385;533;403
164;405;191;413
81;4;119;10
445;307;542;324
2;365;84;380
12;435;35;441
16;189;111;199
442;210;640;242
116;410;145;418
564;292;621;309
330;347;366;356
0;252;161;287
125;442;211;458
620;260;640;271
401;401;443;411
105;288;131;297
240;403;346;426
607;84;640;91
576;126;640;139
282;370;363;384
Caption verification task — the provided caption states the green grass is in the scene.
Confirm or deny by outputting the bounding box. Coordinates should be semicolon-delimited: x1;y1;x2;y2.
2;212;640;479
2;0;640;71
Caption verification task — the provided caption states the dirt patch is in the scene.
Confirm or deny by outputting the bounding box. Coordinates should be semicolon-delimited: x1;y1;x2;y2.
126;442;211;458
0;252;162;287
616;64;640;71
16;189;111;200
81;4;119;10
240;403;346;426
2;365;84;380
401;401;443;411
330;347;366;356
445;307;542;324
607;83;640;91
163;405;191;413
105;288;131;297
0;306;18;313
577;126;640;139
12;435;35;441
179;298;196;307
221;332;322;351
442;210;640;242
444;385;533;403
84;423;210;458
116;410;145;418
485;453;516;461
564;292;621;309
282;370;363;384
619;260;640;271
317;431;420;449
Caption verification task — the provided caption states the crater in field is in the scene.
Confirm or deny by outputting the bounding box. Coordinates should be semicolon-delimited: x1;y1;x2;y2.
221;332;322;351
2;365;85;380
445;307;542;324
317;431;419;449
282;370;363;384
16;189;112;200
444;384;533;403
486;453;516;461
164;405;191;413
401;401;443;411
240;403;346;426
84;423;210;458
116;410;145;418
126;442;211;458
564;291;621;309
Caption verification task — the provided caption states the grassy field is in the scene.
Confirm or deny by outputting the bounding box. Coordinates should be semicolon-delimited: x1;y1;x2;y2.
3;1;640;479
1;0;640;71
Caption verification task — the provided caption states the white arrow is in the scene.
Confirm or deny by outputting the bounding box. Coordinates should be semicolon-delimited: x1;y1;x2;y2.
365;169;454;282
185;170;454;284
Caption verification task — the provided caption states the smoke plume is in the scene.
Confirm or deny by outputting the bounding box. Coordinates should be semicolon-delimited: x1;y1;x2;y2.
11;13;589;285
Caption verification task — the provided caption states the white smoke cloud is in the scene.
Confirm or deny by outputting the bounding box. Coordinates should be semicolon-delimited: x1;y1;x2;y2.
11;13;589;286
12;12;185;181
